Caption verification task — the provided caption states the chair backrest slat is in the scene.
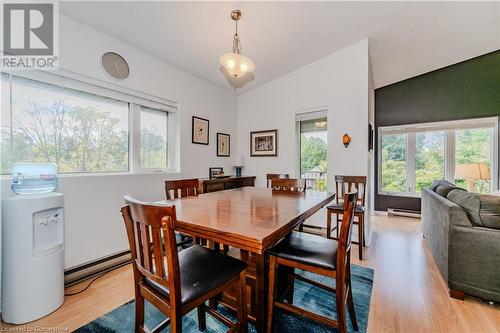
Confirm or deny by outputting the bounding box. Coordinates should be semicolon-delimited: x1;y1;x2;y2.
165;178;199;200
151;227;166;278
334;175;366;206
336;190;358;294
141;223;154;271
266;173;290;188
121;196;181;305
271;178;306;193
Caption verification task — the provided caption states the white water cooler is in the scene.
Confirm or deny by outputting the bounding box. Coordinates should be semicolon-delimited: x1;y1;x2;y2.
1;193;65;324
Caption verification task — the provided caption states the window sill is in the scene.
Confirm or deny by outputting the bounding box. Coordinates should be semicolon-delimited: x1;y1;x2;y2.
0;170;181;181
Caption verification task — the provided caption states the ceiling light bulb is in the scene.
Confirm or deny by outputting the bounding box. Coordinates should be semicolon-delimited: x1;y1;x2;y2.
227;59;235;68
240;63;248;71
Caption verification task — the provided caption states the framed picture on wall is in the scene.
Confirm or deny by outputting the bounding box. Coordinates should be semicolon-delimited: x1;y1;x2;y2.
368;123;374;151
217;133;230;157
192;116;209;145
250;129;278;156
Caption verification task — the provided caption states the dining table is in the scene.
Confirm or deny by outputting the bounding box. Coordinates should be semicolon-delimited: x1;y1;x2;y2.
158;186;335;333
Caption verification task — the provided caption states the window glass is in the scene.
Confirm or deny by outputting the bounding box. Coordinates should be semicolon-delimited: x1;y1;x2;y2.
140;107;167;169
415;131;445;192
455;128;491;193
299;117;327;191
381;134;407;193
1;76;129;174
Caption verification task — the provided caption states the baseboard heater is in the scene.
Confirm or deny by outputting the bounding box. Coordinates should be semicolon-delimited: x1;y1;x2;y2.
64;250;131;287
387;208;421;219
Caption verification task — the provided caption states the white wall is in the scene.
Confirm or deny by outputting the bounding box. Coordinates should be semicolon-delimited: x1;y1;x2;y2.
236;40;371;238
1;15;238;268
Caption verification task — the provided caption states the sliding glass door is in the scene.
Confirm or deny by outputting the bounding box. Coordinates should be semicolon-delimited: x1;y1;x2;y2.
299;117;327;191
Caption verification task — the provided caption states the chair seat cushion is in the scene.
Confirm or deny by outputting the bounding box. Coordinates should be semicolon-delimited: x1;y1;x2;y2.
269;231;338;270
144;245;246;305
326;203;365;213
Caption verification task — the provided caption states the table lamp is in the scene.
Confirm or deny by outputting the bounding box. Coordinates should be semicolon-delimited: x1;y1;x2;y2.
455;163;490;192
234;156;244;177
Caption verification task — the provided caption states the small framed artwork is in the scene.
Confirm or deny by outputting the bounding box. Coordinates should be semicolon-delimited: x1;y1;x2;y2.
192;116;209;145
209;167;224;179
217;133;230;157
250;129;278;157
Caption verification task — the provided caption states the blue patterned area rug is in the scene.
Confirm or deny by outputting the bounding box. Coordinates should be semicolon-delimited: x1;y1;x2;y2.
75;265;374;333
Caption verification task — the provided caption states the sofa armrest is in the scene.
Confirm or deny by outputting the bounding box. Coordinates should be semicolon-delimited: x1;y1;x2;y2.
422;189;449;280
448;225;500;301
421;189;471;280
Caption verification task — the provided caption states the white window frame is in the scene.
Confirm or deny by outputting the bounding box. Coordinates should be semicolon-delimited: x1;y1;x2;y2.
295;107;328;179
1;70;180;176
131;105;179;174
379;117;499;197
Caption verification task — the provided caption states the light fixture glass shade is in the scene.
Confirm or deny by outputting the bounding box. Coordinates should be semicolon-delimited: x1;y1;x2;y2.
219;53;255;78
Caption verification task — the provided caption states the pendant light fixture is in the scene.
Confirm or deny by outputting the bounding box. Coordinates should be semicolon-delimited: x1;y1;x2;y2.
219;9;255;79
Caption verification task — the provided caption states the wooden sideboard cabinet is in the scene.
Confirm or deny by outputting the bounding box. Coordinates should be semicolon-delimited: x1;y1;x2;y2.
198;176;256;194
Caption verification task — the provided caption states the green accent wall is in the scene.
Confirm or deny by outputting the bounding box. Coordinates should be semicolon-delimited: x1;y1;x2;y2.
376;50;500;126
375;50;500;211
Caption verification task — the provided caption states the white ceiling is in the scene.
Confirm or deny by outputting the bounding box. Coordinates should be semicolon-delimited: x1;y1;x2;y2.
60;1;500;94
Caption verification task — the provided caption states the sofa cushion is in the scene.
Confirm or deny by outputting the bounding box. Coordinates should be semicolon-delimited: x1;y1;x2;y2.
430;180;461;195
430;180;454;192
447;189;500;229
435;183;464;197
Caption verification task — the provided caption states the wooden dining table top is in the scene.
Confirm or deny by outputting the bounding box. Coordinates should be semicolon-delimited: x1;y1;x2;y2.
157;187;335;254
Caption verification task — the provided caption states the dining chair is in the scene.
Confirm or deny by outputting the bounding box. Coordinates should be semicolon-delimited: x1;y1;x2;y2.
165;179;200;248
266;173;290;188
266;191;359;333
271;178;307;231
121;196;248;333
326;175;367;260
165;178;199;199
270;178;306;193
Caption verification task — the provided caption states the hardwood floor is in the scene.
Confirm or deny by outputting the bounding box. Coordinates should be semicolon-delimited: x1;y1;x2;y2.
1;214;499;332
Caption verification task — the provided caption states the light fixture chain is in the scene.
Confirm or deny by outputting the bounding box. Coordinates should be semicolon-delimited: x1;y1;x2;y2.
233;17;241;54
233;34;241;54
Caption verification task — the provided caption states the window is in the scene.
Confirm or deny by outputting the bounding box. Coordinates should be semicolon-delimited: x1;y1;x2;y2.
1;72;177;175
415;131;445;192
139;107;168;169
296;110;327;191
379;118;498;196
380;134;407;193
455;128;491;193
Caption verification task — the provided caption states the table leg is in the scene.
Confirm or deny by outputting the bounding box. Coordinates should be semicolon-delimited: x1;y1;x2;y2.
255;253;267;333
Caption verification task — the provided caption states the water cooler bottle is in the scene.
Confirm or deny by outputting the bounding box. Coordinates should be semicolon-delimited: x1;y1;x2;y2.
1;164;64;324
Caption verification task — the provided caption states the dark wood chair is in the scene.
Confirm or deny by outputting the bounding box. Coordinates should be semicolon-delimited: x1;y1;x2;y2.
326;175;366;260
271;178;307;231
120;196;248;333
266;191;359;333
266;173;289;188
270;178;306;193
165;178;199;200
165;179;200;248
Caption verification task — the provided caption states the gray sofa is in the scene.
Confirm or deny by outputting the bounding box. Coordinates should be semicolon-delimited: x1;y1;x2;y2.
422;180;500;302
